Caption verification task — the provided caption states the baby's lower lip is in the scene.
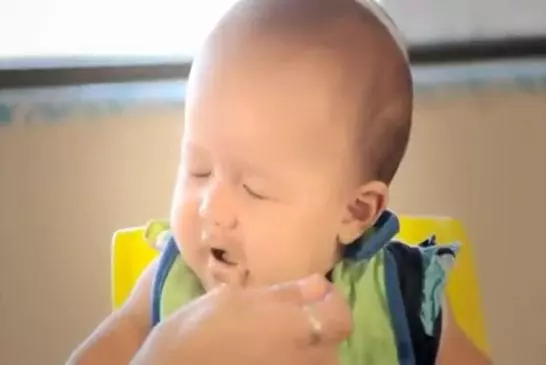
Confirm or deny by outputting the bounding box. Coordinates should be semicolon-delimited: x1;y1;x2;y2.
207;253;248;287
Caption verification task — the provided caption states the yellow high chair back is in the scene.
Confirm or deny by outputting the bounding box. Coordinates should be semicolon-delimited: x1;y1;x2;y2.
111;216;490;356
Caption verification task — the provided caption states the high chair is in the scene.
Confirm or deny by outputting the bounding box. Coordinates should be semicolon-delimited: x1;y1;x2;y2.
111;215;490;357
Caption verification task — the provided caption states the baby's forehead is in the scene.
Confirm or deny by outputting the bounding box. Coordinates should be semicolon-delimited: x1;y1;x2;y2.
190;43;368;141
186;54;360;173
192;19;386;123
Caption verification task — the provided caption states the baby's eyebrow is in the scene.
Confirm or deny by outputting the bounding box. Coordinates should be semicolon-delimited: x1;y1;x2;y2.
240;163;275;179
181;140;210;157
238;160;285;184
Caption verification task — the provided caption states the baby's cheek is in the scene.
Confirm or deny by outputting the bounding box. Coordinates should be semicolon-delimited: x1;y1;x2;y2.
244;235;321;286
171;179;202;230
171;193;206;268
269;236;338;284
239;205;339;285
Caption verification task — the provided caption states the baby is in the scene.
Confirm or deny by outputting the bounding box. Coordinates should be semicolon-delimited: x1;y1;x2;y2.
72;0;492;364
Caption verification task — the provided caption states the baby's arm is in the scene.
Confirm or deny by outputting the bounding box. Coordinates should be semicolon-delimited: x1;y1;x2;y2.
437;299;492;365
66;260;158;365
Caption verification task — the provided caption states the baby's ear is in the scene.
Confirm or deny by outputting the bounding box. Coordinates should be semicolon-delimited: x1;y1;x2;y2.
338;181;389;245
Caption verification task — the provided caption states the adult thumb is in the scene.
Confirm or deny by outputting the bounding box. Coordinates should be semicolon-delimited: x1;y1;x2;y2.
306;286;354;344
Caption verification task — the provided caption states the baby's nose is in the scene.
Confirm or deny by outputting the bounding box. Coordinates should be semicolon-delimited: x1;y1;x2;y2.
198;183;238;230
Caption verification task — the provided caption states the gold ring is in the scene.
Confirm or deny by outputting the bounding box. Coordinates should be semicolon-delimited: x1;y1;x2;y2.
302;304;323;345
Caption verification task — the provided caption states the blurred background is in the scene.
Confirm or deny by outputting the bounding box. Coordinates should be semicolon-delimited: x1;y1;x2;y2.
1;0;545;364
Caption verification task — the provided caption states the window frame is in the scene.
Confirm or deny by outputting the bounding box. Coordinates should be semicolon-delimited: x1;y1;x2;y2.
1;36;545;89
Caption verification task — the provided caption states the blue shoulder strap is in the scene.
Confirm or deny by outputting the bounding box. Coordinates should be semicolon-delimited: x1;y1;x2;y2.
150;235;179;327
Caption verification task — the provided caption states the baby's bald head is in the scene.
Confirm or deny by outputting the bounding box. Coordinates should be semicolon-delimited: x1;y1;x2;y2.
187;0;412;184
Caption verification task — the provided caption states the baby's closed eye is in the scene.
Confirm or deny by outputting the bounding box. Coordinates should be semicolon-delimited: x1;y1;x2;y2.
189;170;212;179
243;183;269;200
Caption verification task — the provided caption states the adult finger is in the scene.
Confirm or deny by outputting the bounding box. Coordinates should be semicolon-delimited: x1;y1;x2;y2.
266;274;332;305
275;286;352;348
305;287;354;344
298;274;333;302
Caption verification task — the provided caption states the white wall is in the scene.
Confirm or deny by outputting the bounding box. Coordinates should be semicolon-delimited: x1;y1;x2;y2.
383;0;546;43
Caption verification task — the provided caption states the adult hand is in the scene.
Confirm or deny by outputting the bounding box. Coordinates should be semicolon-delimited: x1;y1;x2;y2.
131;274;352;365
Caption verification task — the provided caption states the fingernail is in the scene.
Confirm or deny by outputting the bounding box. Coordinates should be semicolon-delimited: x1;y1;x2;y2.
299;274;331;301
298;273;322;287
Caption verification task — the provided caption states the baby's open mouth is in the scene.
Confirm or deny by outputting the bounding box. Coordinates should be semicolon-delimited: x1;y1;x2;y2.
210;248;237;266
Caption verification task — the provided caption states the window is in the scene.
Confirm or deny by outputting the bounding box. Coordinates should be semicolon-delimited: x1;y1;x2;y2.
0;0;237;61
383;0;546;45
2;0;545;62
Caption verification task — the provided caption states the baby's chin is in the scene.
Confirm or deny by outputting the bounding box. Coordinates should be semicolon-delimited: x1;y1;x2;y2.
200;269;290;291
200;255;251;289
202;271;324;292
